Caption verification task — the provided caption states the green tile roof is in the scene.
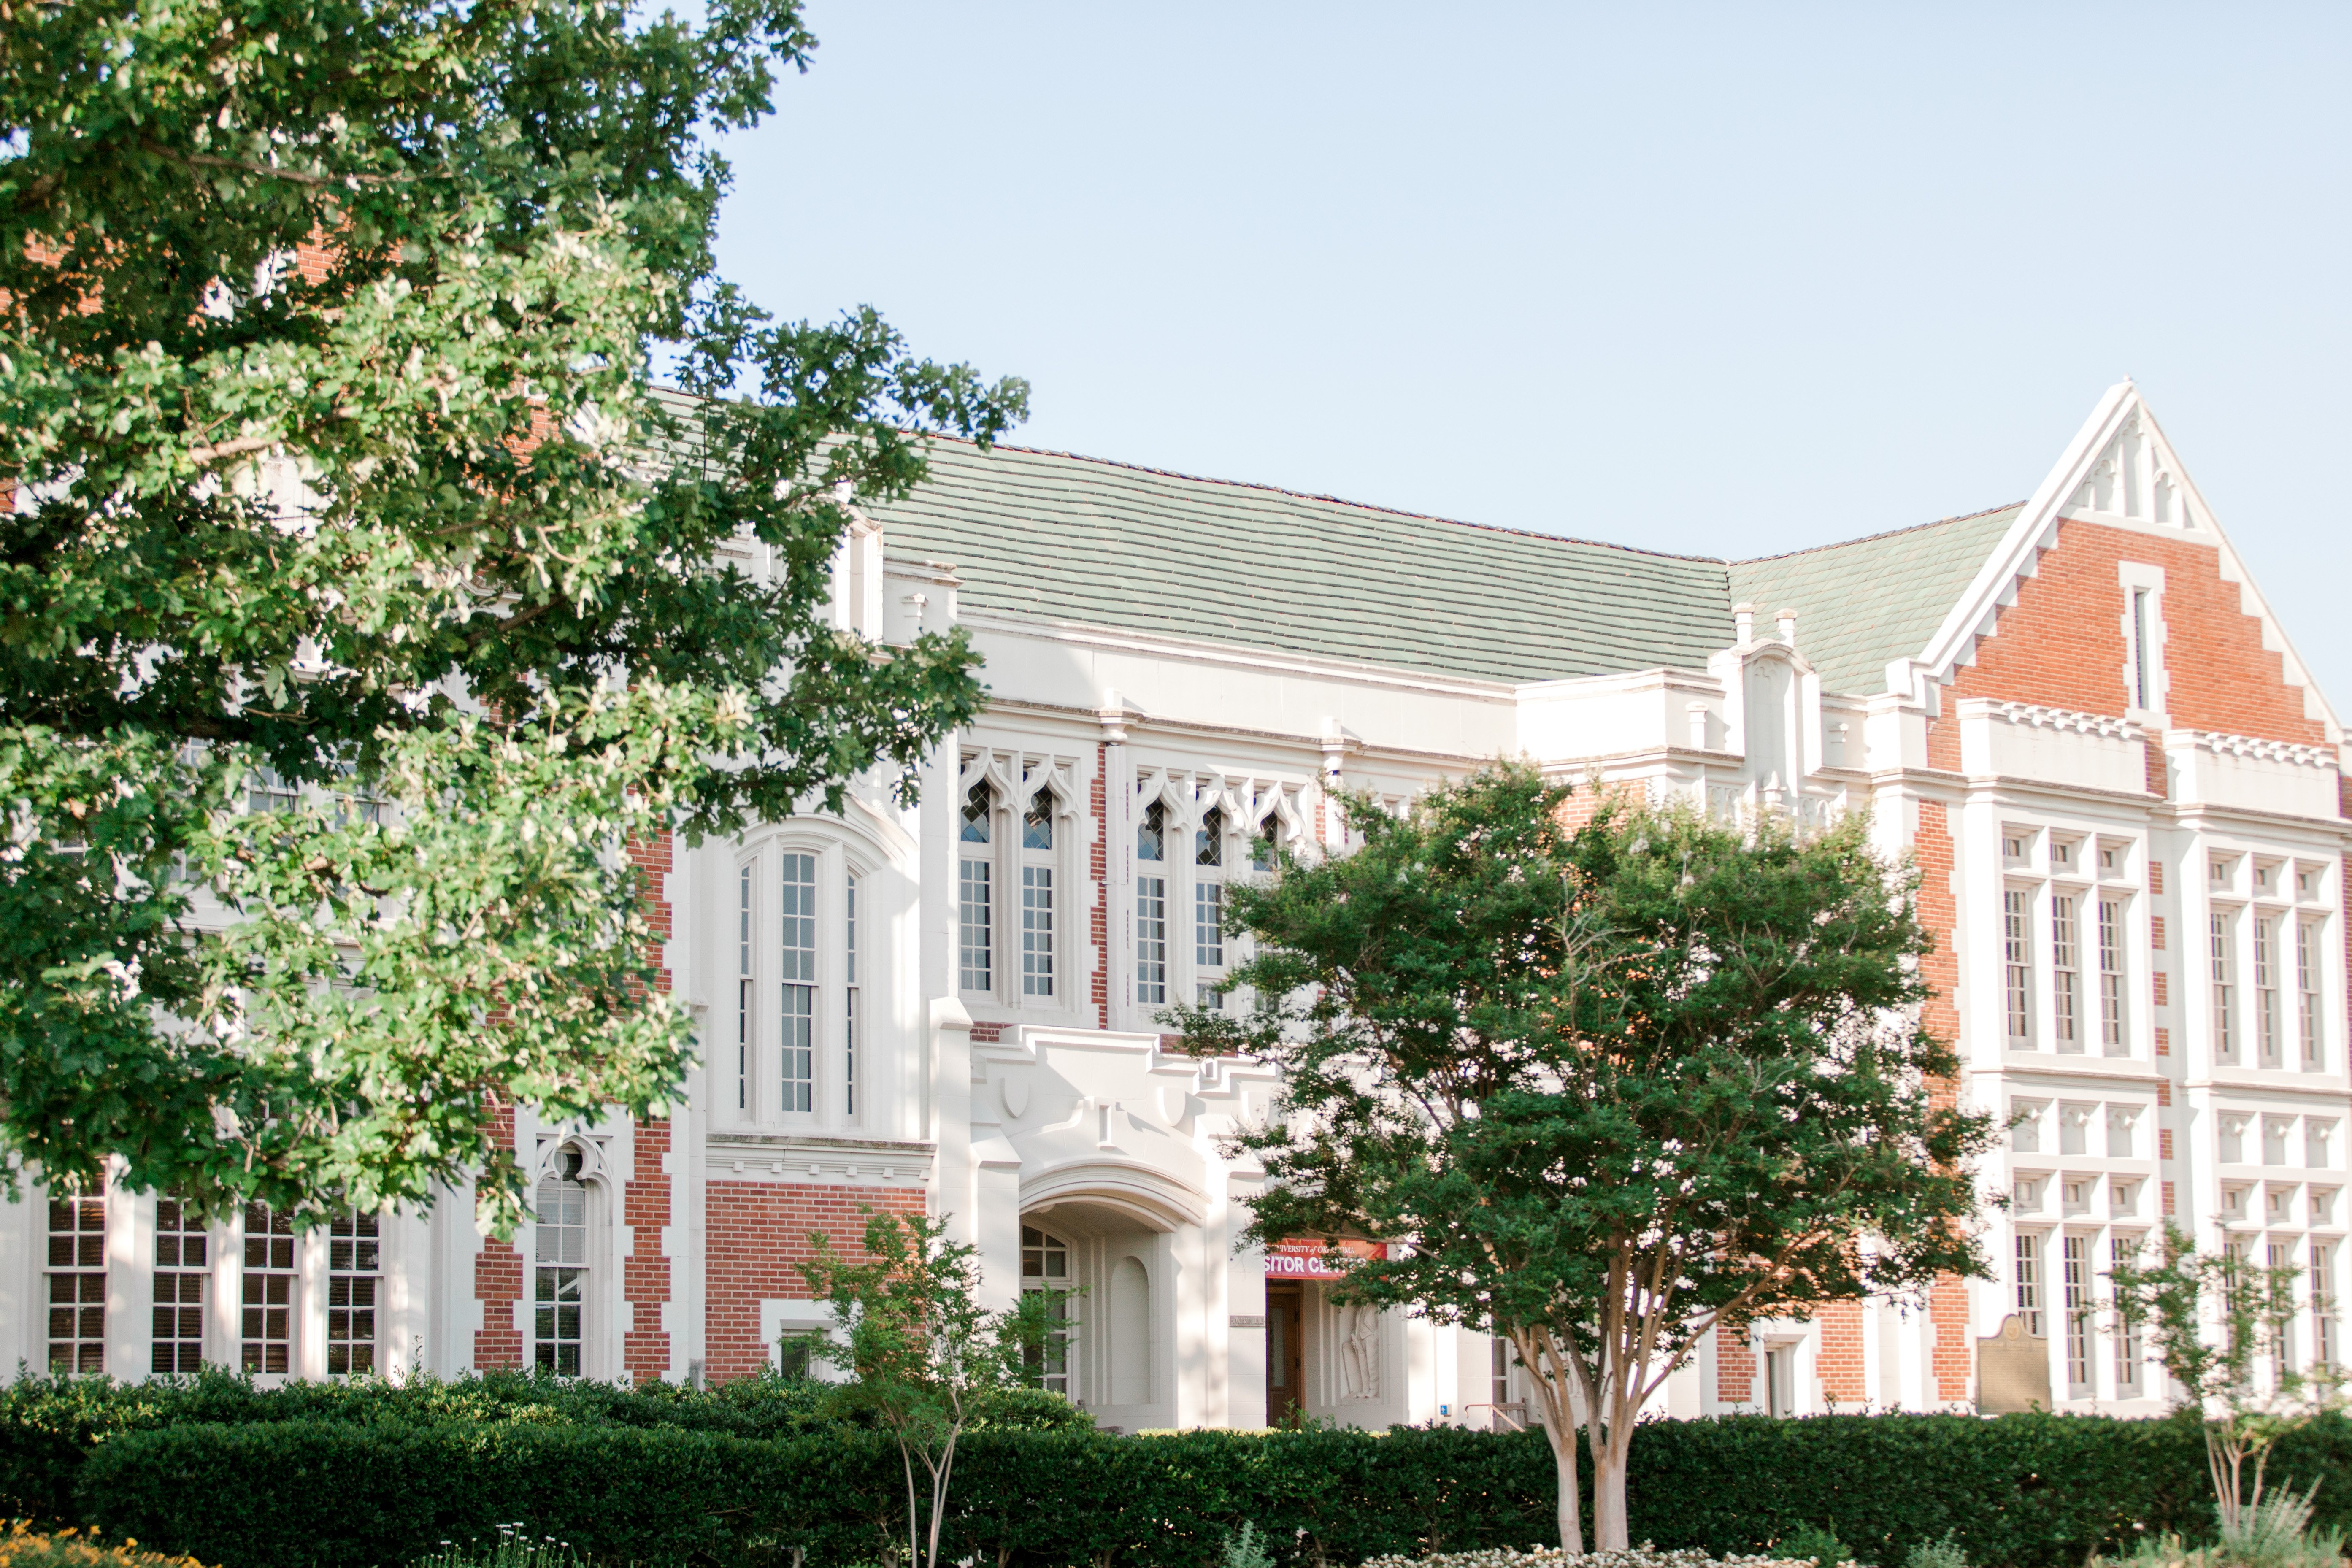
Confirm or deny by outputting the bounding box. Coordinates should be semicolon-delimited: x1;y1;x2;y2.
867;436;2023;697
1727;506;2025;695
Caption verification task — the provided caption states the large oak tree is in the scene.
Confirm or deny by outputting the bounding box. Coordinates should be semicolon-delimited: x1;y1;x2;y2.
0;0;1025;1229
1176;767;1997;1551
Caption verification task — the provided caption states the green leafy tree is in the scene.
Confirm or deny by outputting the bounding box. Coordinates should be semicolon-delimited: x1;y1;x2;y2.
796;1210;1070;1568
2109;1222;2343;1532
1174;766;1997;1552
0;0;1025;1228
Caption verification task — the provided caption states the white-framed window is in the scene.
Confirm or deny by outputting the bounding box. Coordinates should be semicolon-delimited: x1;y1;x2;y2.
2269;1240;2298;1376
2015;1230;2044;1336
2113;1233;2144;1390
2129;585;2157;710
960;782;995;995
2256;916;2284;1067
2314;1243;2337;1370
2005;888;2034;1045
2212;911;2238;1062
844;870;861;1117
2098;896;2127;1054
2062;1233;2093;1392
47;1187;107;1375
327;1212;379;1375
1250;814;1279;873
240;1203;296;1374
736;863;754;1111
779;850;817;1114
2052;893;2082;1052
1195;806;1226;1009
534;1146;589;1377
2298;921;2325;1067
1020;1225;1074;1397
1137;801;1168;1007
1022;789;1055;999
153;1197;208;1374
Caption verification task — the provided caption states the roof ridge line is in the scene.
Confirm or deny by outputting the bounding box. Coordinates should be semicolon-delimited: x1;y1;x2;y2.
1731;501;2028;565
915;431;1735;567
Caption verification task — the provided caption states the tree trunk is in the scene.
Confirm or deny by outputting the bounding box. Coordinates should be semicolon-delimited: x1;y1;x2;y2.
1592;1425;1634;1551
1542;1410;1586;1553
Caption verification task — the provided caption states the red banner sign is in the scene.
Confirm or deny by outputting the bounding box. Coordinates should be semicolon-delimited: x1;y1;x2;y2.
1265;1237;1387;1279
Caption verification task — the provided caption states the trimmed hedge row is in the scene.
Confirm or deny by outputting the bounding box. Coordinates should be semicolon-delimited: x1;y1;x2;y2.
14;1384;2352;1568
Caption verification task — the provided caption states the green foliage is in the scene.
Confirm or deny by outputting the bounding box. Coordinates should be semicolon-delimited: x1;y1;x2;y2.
1900;1532;1966;1568
1774;1526;1850;1567
0;0;1026;1225
1174;768;1998;1548
27;1406;2352;1568
0;1522;214;1568
1221;1522;1277;1568
797;1210;1073;1568
2101;1484;2347;1568
413;1525;587;1568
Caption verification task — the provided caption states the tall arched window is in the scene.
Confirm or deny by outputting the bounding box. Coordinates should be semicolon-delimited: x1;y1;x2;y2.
1022;789;1056;998
1194;806;1226;1009
1136;801;1168;1006
1020;1225;1072;1396
779;851;817;1113
534;1146;589;1376
960;782;995;994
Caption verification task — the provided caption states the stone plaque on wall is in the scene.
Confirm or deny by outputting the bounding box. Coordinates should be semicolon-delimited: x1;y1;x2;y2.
1976;1313;2051;1413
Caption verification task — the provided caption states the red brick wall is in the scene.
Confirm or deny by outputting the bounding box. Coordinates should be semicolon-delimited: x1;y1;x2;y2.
473;1101;524;1369
1816;1300;1865;1403
1715;1330;1754;1405
624;1117;672;1383
1913;801;1974;1405
705;1181;926;1381
1944;520;2322;744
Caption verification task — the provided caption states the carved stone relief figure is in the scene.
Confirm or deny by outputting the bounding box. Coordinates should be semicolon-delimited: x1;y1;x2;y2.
1341;1304;1381;1400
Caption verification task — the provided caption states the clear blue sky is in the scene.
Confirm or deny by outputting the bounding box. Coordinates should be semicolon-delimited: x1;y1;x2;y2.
711;3;2352;709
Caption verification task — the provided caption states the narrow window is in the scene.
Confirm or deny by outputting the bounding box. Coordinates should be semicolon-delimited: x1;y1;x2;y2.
1251;816;1278;873
2113;1235;2144;1390
47;1188;107;1374
2098;897;2127;1054
240;1203;296;1374
2299;921;2324;1066
779;851;816;1114
2131;588;2152;709
844;873;860;1116
1022;789;1054;999
534;1148;588;1377
152;1198;208;1374
1195;807;1225;1009
2213;912;2236;1061
2314;1244;2336;1371
327;1212;379;1375
2004;889;2033;1044
1137;802;1167;1007
1019;1225;1073;1395
2270;1241;2298;1377
2052;894;2081;1052
2256;916;2282;1067
1764;1345;1795;1417
960;783;994;995
2014;1231;2044;1336
2062;1234;2092;1392
737;864;753;1111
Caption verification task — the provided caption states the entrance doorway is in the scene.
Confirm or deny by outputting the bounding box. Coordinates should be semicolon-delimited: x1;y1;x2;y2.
1265;1285;1304;1426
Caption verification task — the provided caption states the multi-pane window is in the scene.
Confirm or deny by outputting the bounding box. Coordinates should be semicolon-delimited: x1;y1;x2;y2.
534;1147;588;1377
2004;890;2033;1044
2113;1234;2143;1390
1195;807;1225;1009
2062;1234;2092;1390
240;1203;296;1374
2014;1231;2044;1336
2052;895;2081;1052
2256;917;2282;1067
959;783;994;993
844;873;860;1117
1137;801;1168;1007
2098;898;2127;1054
2212;912;2236;1060
1020;1225;1073;1396
2313;1244;2336;1371
2269;1241;2298;1376
327;1212;379;1375
1022;789;1054;999
779;851;816;1114
47;1189;107;1374
2298;922;2324;1067
1250;816;1278;873
153;1198;208;1374
737;864;753;1111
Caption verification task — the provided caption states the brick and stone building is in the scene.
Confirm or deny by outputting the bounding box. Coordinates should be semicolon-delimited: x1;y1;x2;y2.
7;381;2345;1426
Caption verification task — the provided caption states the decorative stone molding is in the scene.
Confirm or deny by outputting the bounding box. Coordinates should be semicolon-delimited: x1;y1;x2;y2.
1987;702;2139;739
2181;730;2336;769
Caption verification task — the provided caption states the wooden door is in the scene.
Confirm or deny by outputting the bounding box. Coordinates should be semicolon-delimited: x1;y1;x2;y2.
1265;1286;1304;1426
